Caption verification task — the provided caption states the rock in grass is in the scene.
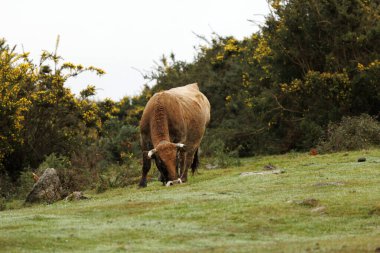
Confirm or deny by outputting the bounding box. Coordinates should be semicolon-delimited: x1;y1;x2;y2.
358;157;366;162
240;169;285;176
311;206;326;214
25;168;62;204
65;191;89;201
206;164;218;169
263;163;277;170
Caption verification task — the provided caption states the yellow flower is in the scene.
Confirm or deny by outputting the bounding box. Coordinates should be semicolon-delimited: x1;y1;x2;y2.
357;63;365;71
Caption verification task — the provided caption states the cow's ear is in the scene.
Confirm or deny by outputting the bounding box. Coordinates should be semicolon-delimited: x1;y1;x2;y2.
147;149;157;159
175;143;186;151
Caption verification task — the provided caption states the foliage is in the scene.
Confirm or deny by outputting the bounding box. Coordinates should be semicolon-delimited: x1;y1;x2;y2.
14;169;35;199
146;0;380;154
38;153;71;171
0;197;5;211
318;114;380;153
0;38;105;181
99;119;140;164
0;171;15;199
95;161;141;193
201;138;240;169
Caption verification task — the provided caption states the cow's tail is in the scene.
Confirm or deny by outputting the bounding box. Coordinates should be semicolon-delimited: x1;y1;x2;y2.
191;149;199;174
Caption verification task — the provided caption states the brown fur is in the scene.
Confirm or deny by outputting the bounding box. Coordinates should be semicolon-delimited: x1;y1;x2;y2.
139;83;210;187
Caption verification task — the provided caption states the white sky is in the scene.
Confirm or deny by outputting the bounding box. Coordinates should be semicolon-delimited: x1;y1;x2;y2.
2;0;270;101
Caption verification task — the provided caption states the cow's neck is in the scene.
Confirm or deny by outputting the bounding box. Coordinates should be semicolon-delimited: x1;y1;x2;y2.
151;96;170;147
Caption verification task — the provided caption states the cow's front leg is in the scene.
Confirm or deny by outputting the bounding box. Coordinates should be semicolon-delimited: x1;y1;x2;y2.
139;151;151;188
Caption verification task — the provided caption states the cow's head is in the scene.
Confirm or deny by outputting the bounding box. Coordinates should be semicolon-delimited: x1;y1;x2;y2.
147;142;185;186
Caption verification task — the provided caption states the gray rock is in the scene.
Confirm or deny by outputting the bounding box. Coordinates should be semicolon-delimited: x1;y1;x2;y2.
65;191;89;201
311;206;326;213
205;164;218;169
263;163;277;170
240;169;285;176
25;168;62;204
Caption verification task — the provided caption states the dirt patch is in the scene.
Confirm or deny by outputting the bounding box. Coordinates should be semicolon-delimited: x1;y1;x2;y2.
369;204;380;216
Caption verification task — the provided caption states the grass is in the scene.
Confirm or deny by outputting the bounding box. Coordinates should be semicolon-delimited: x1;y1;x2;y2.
1;149;380;252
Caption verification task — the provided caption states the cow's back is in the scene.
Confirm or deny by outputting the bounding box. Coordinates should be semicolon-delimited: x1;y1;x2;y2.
166;83;210;127
140;83;210;149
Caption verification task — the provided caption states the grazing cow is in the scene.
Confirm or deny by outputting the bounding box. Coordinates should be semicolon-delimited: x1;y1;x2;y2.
139;83;210;187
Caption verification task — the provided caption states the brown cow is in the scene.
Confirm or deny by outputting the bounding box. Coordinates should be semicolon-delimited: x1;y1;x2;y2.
139;83;210;187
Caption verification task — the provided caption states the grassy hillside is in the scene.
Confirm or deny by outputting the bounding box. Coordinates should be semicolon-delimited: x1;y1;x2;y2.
1;149;380;252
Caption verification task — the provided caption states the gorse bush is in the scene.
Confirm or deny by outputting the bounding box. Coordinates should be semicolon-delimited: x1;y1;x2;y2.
318;114;380;153
0;37;105;180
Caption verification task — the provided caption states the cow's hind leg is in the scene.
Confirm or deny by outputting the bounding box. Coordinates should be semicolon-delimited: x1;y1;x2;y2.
180;151;196;183
139;151;151;188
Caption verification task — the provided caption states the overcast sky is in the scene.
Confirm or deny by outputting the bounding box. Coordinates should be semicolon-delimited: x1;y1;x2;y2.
2;0;270;101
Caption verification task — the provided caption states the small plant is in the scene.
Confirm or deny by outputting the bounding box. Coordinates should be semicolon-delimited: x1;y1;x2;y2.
318;114;380;153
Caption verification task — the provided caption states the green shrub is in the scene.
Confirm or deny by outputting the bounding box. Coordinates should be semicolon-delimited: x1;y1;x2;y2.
15;169;35;199
100;120;140;164
297;119;324;150
318;114;380;153
38;153;71;171
201;138;240;169
0;197;6;211
96;160;141;193
0;172;15;199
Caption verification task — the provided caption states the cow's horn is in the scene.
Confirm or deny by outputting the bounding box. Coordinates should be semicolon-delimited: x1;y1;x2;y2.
176;143;185;148
147;149;157;159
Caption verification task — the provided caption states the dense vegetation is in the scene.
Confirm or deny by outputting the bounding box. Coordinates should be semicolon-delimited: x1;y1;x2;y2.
1;0;379;199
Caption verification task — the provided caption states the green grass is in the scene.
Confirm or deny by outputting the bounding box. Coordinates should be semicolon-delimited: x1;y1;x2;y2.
1;149;380;252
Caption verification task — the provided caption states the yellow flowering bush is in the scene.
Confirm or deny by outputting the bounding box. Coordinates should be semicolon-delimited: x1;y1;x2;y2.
0;38;106;176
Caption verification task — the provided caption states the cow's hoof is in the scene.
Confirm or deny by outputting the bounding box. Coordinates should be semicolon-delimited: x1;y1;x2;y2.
166;181;174;187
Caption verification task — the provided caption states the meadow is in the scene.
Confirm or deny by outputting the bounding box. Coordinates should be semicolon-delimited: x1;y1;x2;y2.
1;149;379;252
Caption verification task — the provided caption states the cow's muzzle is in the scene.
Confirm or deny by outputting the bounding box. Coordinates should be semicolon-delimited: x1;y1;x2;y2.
166;178;183;187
